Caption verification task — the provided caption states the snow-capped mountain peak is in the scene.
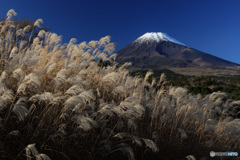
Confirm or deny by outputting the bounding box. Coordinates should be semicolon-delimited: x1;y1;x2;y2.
135;32;185;46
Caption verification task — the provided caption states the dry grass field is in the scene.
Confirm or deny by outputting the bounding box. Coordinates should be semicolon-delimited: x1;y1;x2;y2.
0;10;239;160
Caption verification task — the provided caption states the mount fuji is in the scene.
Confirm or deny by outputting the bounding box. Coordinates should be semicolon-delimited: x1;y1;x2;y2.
116;32;240;72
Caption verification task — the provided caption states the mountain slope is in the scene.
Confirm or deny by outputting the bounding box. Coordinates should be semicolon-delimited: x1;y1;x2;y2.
116;32;240;70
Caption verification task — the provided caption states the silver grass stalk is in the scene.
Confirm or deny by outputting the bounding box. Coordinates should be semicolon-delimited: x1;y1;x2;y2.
45;63;56;74
23;25;31;33
215;119;240;141
142;138;159;152
26;143;39;158
0;89;14;111
98;52;108;61
6;9;17;21
116;101;145;119
71;115;99;131
209;92;228;101
19;40;28;50
12;68;25;81
98;104;114;116
17;73;41;95
114;132;142;147
65;85;85;96
63;95;85;113
38;30;46;39
0;83;9;94
0;24;8;34
102;72;119;88
26;144;51;160
35;154;51;160
103;43;116;54
47;33;62;47
108;53;117;63
78;90;95;104
159;73;166;85
185;155;196;160
98;36;111;48
112;86;124;96
12;97;28;121
132;104;145;118
33;37;40;44
143;71;153;86
0;71;8;83
55;68;68;80
16;29;24;38
29;92;54;104
151;77;156;87
87;40;98;50
34;19;43;28
67;75;84;86
8;130;20;136
9;46;19;59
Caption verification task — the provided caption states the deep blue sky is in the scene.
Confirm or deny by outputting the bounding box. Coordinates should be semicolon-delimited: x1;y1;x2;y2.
1;0;240;64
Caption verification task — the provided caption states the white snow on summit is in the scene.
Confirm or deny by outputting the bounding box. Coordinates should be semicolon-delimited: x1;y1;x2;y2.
135;32;186;46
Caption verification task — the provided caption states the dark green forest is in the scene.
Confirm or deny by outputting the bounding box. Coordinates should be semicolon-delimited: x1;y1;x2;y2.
131;68;240;100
